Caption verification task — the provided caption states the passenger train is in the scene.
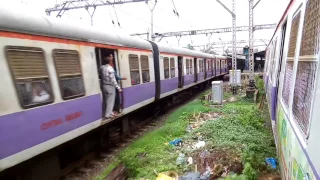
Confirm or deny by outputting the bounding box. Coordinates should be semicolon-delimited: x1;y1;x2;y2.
0;7;228;173
264;0;320;179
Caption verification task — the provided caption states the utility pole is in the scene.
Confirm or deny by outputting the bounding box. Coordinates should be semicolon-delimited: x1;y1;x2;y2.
216;0;237;94
206;33;213;52
147;0;157;41
232;0;237;93
247;0;262;98
176;35;182;47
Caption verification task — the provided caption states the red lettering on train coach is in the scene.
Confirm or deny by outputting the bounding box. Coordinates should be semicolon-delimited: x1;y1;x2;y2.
40;118;63;130
65;111;82;121
39;111;82;130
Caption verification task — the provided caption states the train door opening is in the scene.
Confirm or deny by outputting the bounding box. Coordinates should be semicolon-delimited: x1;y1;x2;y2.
204;59;207;79
213;58;216;76
95;47;122;118
194;58;198;82
277;20;287;91
178;56;184;88
211;59;214;77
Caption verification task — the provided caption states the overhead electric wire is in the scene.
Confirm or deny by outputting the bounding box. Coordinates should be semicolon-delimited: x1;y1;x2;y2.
152;2;195;29
112;5;168;32
171;0;179;17
108;6;116;26
113;5;121;27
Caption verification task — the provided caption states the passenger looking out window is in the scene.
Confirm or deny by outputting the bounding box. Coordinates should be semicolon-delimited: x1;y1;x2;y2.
32;84;50;103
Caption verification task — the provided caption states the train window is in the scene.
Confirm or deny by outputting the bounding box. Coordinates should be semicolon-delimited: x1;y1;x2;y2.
6;46;54;108
299;0;319;56
53;49;85;99
282;11;301;107
287;12;301;58
222;60;225;71
270;39;278;81
200;59;204;72
186;58;190;75
170;57;175;78
212;60;215;70
202;59;205;72
206;60;208;71
129;54;141;85
189;59;193;74
164;57;170;79
292;0;319;135
140;55;150;83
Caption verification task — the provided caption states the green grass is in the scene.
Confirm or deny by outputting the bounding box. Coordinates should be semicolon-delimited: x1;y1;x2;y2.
97;87;277;180
193;98;277;179
96;100;208;179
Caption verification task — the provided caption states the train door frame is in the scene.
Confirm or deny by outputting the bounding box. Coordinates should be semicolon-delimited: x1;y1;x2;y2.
211;59;214;77
204;59;207;79
178;56;184;88
194;58;198;82
216;59;220;75
95;47;123;116
213;58;216;76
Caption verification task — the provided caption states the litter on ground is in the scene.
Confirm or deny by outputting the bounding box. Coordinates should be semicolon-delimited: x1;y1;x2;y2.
169;138;183;146
176;153;186;166
265;157;277;169
193;141;205;150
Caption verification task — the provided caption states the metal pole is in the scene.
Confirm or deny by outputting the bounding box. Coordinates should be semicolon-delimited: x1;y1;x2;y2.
249;0;254;81
253;0;261;9
246;0;256;98
151;9;154;41
176;35;181;47
147;0;157;41
206;33;213;52
216;0;237;94
231;0;237;94
86;6;96;26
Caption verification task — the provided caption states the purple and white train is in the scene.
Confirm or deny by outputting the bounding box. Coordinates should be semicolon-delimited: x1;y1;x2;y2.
264;0;320;179
0;7;228;172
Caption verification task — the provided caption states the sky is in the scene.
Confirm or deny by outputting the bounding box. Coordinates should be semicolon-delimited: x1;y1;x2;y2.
7;0;289;53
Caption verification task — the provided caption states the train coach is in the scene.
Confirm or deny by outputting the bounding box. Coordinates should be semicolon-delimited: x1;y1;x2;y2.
0;7;228;174
264;0;320;179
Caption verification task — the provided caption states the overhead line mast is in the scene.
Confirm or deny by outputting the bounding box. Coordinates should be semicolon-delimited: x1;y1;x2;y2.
246;0;262;98
216;0;237;94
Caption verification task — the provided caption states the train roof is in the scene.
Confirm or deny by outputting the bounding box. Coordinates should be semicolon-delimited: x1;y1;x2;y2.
267;0;293;48
215;55;227;59
0;7;152;50
0;7;226;59
156;42;222;59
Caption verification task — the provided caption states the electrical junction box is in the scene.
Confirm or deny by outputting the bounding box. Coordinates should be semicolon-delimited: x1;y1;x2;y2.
229;70;241;86
211;81;223;104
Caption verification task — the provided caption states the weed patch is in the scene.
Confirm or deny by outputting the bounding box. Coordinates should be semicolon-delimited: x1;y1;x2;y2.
191;98;277;179
97;93;277;180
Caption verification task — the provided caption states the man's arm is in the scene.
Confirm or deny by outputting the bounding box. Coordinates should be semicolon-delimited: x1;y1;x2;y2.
115;72;121;81
109;68;121;90
114;72;127;81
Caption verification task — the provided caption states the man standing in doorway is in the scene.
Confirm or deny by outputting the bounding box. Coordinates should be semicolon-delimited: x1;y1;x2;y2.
112;57;127;115
100;54;122;119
